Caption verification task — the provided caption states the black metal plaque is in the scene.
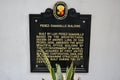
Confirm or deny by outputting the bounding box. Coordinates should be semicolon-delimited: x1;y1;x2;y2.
30;2;91;73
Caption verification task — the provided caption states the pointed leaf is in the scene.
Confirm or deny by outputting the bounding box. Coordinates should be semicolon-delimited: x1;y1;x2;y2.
40;48;56;80
66;62;74;80
51;68;56;80
71;66;76;80
42;78;45;80
66;67;69;78
56;64;63;80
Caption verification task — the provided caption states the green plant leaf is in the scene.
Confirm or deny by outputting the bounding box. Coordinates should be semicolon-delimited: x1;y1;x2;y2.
56;64;63;80
66;67;69;78
71;66;76;80
51;68;56;80
42;78;45;80
40;48;56;80
66;62;75;80
40;48;51;69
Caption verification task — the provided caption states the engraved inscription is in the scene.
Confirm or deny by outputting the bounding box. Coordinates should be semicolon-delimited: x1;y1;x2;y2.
36;32;84;63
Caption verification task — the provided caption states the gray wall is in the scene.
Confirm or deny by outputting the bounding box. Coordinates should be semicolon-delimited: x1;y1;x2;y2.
0;0;120;80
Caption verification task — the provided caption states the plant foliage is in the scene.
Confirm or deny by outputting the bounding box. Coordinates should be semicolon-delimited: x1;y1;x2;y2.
40;48;76;80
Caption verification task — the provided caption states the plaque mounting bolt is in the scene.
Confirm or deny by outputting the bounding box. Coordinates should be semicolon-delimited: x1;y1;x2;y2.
83;20;86;23
36;65;38;68
81;65;84;67
35;19;38;23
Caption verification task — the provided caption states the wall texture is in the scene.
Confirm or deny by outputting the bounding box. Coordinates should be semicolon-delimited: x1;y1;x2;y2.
0;0;120;80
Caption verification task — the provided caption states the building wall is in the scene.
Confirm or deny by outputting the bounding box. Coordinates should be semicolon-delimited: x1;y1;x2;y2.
0;0;120;80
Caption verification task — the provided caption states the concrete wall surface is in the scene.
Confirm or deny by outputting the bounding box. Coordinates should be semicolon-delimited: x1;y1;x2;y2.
0;0;120;80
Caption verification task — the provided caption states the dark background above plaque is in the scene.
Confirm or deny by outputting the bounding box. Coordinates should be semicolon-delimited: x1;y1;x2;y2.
29;8;91;73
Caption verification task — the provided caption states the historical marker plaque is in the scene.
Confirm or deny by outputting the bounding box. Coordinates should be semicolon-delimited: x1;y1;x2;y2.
30;1;91;73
